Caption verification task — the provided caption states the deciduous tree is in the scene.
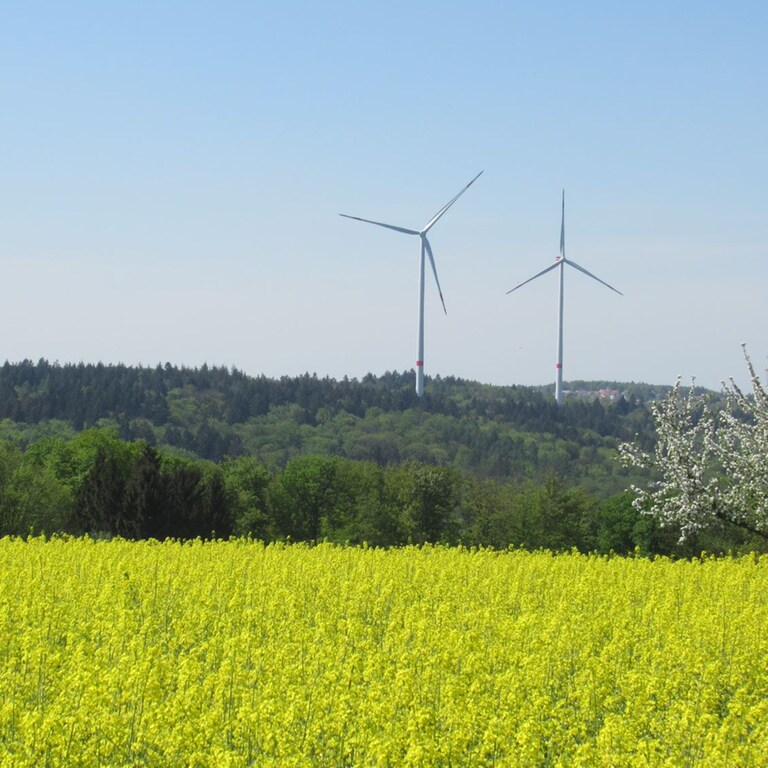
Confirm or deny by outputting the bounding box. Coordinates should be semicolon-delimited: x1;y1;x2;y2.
620;346;768;542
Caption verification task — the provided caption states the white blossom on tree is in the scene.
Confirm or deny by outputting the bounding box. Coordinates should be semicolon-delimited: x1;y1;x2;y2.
619;345;768;542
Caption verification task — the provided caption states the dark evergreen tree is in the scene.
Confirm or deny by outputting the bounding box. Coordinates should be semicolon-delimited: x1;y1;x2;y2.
163;461;204;540
125;443;165;539
76;446;131;536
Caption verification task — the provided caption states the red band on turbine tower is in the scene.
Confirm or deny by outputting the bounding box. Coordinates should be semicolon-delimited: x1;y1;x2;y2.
555;364;562;369
416;361;424;367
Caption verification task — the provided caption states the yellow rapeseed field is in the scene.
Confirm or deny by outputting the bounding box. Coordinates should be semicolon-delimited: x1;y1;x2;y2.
1;538;767;767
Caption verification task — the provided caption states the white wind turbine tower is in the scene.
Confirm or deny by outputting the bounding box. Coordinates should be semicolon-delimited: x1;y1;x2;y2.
506;190;622;404
340;171;483;397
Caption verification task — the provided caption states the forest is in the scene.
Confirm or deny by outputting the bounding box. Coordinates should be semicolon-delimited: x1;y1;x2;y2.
1;359;759;556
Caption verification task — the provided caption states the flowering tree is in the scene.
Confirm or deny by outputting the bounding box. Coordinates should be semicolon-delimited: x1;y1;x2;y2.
619;345;768;542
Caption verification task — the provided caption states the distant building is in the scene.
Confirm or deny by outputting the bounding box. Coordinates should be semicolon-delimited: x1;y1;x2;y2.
563;388;624;401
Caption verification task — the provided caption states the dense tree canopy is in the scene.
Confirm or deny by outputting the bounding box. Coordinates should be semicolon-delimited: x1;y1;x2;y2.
0;426;757;557
1;358;757;556
0;360;659;492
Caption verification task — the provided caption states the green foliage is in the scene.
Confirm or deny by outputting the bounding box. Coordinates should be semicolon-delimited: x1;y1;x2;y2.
0;360;658;489
76;444;137;536
0;441;74;535
154;457;232;540
6;359;762;555
269;455;341;541
223;457;272;539
1;425;764;554
393;463;461;544
331;459;403;546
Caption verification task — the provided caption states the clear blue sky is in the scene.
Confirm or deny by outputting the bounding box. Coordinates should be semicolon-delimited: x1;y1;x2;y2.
2;1;766;392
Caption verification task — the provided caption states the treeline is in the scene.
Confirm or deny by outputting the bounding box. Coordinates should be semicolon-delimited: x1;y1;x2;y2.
1;429;762;557
0;360;665;492
0;359;657;434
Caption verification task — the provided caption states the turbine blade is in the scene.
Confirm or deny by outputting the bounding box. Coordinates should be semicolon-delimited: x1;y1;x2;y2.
565;258;623;295
505;261;561;294
338;214;419;236
560;189;565;257
421;170;483;233
423;237;447;314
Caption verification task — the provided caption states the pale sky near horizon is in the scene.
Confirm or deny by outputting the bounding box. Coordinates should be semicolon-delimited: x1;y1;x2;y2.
2;1;766;393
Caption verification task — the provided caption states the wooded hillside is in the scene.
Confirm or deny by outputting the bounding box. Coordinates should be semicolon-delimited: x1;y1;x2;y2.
0;359;664;492
4;360;750;555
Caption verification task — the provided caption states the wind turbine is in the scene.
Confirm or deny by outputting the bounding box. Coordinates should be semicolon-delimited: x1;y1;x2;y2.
340;171;483;397
506;190;622;404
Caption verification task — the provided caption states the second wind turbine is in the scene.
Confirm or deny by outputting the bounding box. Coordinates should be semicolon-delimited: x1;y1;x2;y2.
506;190;622;405
340;171;483;397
